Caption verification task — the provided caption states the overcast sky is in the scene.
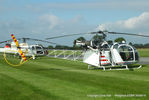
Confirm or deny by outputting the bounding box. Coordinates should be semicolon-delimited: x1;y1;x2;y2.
0;0;149;46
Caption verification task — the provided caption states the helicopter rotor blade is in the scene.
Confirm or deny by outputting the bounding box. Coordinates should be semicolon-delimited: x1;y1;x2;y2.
0;38;28;44
0;39;13;44
23;38;59;45
0;38;60;45
108;32;149;37
45;33;89;40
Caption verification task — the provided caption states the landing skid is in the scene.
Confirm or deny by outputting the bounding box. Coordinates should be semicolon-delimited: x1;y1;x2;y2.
88;65;142;70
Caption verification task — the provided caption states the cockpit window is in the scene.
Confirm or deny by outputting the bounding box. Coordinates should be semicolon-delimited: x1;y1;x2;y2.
113;44;119;49
118;45;134;61
101;44;110;51
36;46;42;49
119;46;133;52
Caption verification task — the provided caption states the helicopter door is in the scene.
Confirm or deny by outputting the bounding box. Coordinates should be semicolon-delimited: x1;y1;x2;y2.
111;49;123;64
83;50;99;66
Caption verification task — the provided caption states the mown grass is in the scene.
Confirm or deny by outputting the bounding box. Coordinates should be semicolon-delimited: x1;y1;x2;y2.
0;56;148;100
138;49;149;57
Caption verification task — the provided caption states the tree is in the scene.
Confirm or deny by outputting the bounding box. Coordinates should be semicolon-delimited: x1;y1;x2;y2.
55;45;69;49
133;44;144;48
114;37;126;43
90;35;103;47
73;37;86;48
107;40;113;45
92;35;103;41
129;42;133;45
133;43;149;48
76;37;86;42
47;45;54;49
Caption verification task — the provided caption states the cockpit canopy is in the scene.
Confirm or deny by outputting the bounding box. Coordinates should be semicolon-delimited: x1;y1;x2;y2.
115;44;139;61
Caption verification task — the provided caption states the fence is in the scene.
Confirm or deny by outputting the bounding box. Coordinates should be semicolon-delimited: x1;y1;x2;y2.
47;49;84;60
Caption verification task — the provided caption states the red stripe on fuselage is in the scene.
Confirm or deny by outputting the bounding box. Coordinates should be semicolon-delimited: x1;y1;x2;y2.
101;56;105;58
100;59;108;61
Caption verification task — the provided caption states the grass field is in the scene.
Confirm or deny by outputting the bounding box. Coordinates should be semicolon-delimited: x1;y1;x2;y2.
0;56;149;100
138;49;149;57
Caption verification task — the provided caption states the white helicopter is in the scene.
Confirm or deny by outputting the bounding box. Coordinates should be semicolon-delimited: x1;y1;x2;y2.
46;30;149;70
0;35;55;59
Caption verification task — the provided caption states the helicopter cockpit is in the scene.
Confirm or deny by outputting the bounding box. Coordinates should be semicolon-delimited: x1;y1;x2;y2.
113;43;139;62
31;45;44;55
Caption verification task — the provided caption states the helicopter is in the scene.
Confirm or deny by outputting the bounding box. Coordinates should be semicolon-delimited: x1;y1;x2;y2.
0;34;57;60
45;30;149;70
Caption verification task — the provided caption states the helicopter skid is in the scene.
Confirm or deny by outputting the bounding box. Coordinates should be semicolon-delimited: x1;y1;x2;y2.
88;65;142;71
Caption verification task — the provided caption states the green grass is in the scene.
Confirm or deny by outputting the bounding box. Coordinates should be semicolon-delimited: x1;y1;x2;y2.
138;49;149;57
0;56;149;100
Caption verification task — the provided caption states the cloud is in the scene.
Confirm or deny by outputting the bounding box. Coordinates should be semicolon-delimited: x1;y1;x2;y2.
71;15;85;24
96;12;149;44
0;13;94;46
38;13;89;32
39;14;63;30
97;12;149;34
